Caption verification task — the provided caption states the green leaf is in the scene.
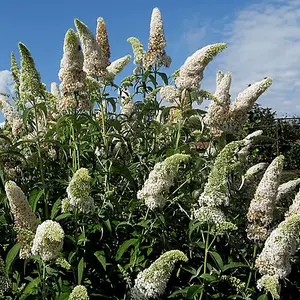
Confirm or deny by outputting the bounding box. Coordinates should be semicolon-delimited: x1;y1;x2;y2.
158;72;169;85
51;199;62;219
186;285;203;299
78;257;84;285
209;251;224;270
28;189;44;212
94;251;106;271
223;262;246;272
200;273;217;282
5;243;21;274
115;238;138;261
55;213;72;221
257;295;268;300
20;277;40;300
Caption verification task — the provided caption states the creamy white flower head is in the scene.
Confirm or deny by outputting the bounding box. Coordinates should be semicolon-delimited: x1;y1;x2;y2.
193;206;226;225
105;55;131;81
127;37;146;65
247;155;284;241
244;163;268;181
143;8;171;69
131;250;188;300
244;130;263;145
5;181;37;231
285;188;300;217
96;17;111;70
175;44;227;90
205;71;231;136
58;29;88;111
229;78;272;134
69;285;89;300
199;140;245;208
75;19;105;77
50;82;61;101
137;154;190;210
0;97;23;136
0;255;11;295
31;220;64;262
256;214;300;299
67;168;95;213
159;85;180;105
276;179;300;204
119;88;134;117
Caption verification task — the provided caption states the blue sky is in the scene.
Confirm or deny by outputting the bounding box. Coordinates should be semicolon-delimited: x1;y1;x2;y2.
1;0;300;121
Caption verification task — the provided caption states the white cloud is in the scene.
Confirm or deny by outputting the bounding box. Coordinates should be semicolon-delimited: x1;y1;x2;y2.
182;0;300;116
214;0;300;116
0;70;14;95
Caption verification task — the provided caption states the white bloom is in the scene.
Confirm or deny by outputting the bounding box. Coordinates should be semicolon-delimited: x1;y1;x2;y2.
159;85;180;104
285;189;300;217
175;44;227;90
67;168;95;213
127;37;146;65
0;97;23;137
69;285;89;300
193;206;226;225
229;78;272;134
96;17;111;70
256;214;300;299
131;250;188;300
247;156;284;241
137;154;190;210
244;163;268;181
50;82;61;101
205;71;231;136
277;179;300;204
31;220;64;262
105;55;131;81
75;19;105;77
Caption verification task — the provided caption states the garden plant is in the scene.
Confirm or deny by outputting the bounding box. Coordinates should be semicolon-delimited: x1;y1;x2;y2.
1;7;300;300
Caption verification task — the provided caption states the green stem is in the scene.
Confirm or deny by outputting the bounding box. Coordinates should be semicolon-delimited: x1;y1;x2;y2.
245;244;257;291
200;226;211;300
41;261;47;300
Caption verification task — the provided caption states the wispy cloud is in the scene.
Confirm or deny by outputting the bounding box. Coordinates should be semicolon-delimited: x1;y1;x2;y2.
0;70;14;95
182;0;300;116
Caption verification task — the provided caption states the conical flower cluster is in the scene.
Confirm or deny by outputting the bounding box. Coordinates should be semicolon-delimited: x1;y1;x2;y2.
205;75;272;137
285;189;300;217
127;37;146;66
10;52;20;98
143;8;171;69
31;220;64;262
96;17;111;70
19;43;44;104
247;155;284;241
0;255;11;296
105;55;131;82
256;214;300;299
69;285;89;300
120;88;134;117
131;250;188;300
5;181;37;258
175;44;227;90
276;179;300;204
66;168;95;213
0;97;23;137
58;29;88;111
137;154;190;210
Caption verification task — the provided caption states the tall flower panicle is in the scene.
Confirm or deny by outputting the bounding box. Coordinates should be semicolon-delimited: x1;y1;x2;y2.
50;82;61;102
205;71;232;136
31;220;64;262
119;88;134;117
229;77;272;134
67;168;95;213
175;43;227;90
75;19;105;77
19;43;44;104
247;155;284;241
96;17;110;69
10;52;20;97
127;37;146;65
0;97;23;137
137;154;190;210
0;255;11;296
5;181;37;258
159;85;180;105
199;140;245;208
256;214;300;299
69;285;89;300
285;189;300;217
143;8;171;69
276;179;300;204
58;29;88;110
105;55;131;82
131;250;188;300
